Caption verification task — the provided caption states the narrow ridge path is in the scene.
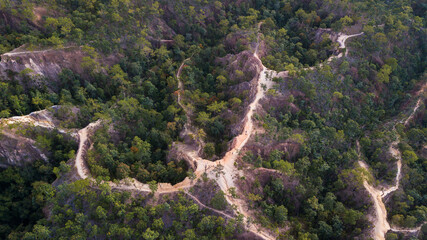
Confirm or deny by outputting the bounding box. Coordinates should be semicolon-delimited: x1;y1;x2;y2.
357;88;425;240
3;23;366;240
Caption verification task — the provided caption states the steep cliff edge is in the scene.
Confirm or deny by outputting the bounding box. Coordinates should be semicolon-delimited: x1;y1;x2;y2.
0;46;120;87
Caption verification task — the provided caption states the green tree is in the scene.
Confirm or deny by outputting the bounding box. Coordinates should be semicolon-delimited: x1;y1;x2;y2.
130;136;151;164
385;233;398;240
96;206;107;220
23;224;51;240
196;112;211;126
377;65;392;83
142;228;159;240
210;190;227;210
148;180;158;194
402;150;418;164
204;142;215;158
207;101;227;114
274;205;288;224
116;163;131;179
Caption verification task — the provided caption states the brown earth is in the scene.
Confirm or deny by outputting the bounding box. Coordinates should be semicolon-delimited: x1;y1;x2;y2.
0;46;120;88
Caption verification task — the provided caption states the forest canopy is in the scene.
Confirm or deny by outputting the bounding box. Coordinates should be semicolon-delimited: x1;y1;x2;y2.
0;0;426;239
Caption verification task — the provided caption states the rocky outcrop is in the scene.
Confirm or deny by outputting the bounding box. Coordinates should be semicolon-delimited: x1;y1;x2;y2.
0;106;78;167
0;46;81;81
0;130;47;167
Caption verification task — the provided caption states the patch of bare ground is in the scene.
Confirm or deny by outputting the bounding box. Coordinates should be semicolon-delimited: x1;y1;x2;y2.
0;130;48;167
146;17;176;40
33;6;48;26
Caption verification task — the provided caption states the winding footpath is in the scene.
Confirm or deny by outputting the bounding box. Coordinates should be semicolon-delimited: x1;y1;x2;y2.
75;120;102;179
357;88;426;240
176;57;205;155
2;24;366;240
336;32;364;56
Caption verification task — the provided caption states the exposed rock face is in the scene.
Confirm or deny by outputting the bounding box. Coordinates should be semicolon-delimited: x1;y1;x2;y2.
0;131;47;167
0;106;78;167
0;47;83;81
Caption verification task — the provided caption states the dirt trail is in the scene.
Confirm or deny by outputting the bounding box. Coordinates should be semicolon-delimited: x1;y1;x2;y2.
74;120;102;179
357;92;425;240
337;32;364;54
357;143;391;240
1;46;76;57
201;24;364;240
176;58;192;137
4;23;366;240
404;98;422;126
381;140;401;198
54;23;365;240
306;32;364;71
172;51;277;238
326;32;364;62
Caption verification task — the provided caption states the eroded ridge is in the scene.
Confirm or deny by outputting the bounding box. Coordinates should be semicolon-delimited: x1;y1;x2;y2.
3;23;366;240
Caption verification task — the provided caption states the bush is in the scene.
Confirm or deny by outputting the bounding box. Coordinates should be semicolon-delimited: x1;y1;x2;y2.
210;190;227;210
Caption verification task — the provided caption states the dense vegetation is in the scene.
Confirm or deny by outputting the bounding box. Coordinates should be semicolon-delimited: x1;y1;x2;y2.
387;118;427;229
0;0;425;239
0;130;76;239
21;179;244;239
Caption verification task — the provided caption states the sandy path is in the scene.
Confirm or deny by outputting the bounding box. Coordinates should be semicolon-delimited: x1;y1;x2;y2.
185;191;235;219
5;27;425;239
54;24;366;240
357;143;391;240
357;92;425;239
404;98;422;126
74;120;102;179
176;58;193;137
337;33;364;50
326;32;364;63
304;32;364;71
4;23;366;240
200;25;364;240
381;140;401;198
